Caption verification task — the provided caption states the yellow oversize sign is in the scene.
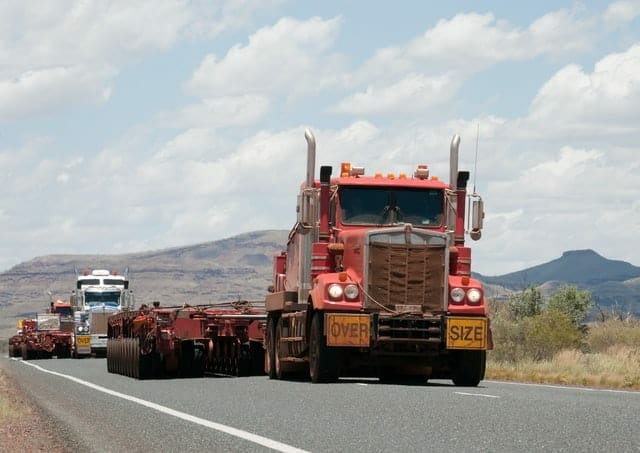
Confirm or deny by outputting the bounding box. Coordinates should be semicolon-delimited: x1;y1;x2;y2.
446;317;488;350
325;313;370;347
76;335;91;347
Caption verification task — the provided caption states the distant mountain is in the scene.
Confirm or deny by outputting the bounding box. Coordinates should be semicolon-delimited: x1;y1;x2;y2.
1;237;638;340
0;230;289;339
476;250;640;286
474;249;640;316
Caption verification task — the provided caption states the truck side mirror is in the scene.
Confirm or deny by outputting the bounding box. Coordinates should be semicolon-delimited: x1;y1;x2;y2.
470;197;484;241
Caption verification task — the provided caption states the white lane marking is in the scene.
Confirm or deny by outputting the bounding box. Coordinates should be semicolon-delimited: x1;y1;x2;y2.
455;392;499;398
19;360;309;453
485;380;640;395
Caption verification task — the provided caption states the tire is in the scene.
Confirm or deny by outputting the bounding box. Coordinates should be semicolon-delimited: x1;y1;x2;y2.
9;344;20;358
274;318;288;380
133;338;140;379
106;341;111;372
451;350;486;387
309;313;338;383
265;317;276;379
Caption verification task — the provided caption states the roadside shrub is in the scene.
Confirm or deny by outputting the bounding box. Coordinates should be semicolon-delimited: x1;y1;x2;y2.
547;285;593;326
488;306;585;363
522;309;584;360
508;285;543;320
587;318;640;353
488;316;527;363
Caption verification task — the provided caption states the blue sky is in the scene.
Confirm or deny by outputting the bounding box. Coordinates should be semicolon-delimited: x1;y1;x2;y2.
1;0;639;276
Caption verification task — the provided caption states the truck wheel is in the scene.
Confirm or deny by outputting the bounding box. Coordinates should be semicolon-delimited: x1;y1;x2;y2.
309;313;338;383
451;350;486;387
274;318;289;380
21;344;29;360
265;317;276;379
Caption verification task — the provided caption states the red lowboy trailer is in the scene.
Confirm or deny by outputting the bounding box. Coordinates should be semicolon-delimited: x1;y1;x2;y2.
106;301;265;379
8;299;74;360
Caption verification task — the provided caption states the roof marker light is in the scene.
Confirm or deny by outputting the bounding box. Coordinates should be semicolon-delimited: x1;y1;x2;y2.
414;164;429;179
341;162;351;177
351;166;365;176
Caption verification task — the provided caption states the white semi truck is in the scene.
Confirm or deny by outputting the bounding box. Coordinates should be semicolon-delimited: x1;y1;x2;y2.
71;269;134;357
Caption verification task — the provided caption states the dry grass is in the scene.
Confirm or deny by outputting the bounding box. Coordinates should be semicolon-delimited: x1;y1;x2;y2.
487;319;640;390
0;370;24;419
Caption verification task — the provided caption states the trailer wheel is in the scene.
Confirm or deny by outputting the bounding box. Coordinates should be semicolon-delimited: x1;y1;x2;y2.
265;317;276;379
451;350;486;387
309;313;338;383
8;344;19;358
21;344;30;360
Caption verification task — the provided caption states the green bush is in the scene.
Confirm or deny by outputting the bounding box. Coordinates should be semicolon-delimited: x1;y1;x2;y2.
523;309;584;360
507;285;543;320
547;285;593;326
489;307;585;362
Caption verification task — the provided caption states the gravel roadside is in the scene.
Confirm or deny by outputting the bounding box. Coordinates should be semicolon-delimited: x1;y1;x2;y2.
0;360;70;453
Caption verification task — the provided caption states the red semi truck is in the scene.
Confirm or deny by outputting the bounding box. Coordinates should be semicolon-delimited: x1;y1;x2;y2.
264;129;492;385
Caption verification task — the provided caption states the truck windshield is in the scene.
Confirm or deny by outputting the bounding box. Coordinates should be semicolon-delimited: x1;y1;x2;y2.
85;291;121;307
55;307;73;317
339;187;444;226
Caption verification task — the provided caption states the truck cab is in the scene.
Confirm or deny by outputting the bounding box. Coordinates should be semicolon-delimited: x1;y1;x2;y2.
72;269;134;357
265;129;490;385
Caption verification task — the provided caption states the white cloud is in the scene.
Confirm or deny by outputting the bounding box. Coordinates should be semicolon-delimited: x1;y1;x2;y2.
0;1;281;120
162;95;270;129
0;65;115;119
356;7;595;86
332;73;458;116
603;0;640;27
186;16;345;97
57;173;70;183
528;43;640;134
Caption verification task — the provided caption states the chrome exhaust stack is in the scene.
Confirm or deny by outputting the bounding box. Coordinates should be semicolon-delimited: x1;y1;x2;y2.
447;135;461;244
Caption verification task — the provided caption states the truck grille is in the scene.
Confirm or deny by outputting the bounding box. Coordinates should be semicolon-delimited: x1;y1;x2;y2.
365;232;446;314
90;313;110;335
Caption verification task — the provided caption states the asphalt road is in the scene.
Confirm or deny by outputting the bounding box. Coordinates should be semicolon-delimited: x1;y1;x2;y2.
2;356;639;452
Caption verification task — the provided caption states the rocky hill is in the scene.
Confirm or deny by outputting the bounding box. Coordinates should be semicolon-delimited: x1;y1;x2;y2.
0;230;289;339
474;249;640;316
2;234;638;339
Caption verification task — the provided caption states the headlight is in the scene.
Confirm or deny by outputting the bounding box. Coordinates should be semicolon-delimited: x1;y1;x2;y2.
344;284;359;300
450;287;465;303
467;288;482;304
328;284;344;300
